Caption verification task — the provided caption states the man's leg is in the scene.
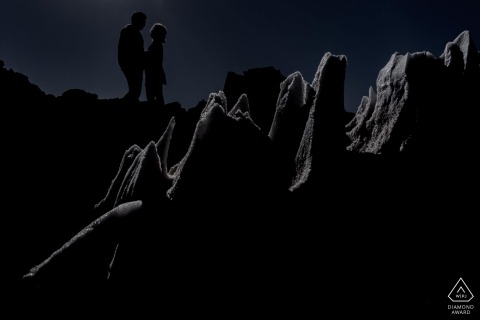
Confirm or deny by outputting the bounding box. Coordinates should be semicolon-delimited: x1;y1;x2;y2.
145;75;154;102
130;69;143;101
123;68;143;102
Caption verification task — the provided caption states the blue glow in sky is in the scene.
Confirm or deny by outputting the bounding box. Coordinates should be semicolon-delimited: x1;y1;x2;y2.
1;0;479;111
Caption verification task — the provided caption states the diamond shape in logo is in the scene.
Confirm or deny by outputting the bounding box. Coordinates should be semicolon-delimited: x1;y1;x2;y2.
448;278;474;302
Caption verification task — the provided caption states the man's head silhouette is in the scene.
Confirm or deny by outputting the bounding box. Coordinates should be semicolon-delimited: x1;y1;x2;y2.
131;12;147;30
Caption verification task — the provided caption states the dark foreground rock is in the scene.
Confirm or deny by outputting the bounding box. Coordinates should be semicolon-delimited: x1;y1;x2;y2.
4;31;479;317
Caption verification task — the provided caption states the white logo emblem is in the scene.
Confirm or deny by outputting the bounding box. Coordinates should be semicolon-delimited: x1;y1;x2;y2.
448;278;474;303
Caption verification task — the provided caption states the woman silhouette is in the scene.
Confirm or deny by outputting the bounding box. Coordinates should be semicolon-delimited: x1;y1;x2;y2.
145;23;168;105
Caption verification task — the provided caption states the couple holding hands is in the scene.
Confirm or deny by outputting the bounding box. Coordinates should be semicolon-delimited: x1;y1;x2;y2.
118;11;167;105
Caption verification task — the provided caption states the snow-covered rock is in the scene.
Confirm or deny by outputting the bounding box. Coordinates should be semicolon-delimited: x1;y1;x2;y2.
22;201;144;286
291;53;347;191
441;30;480;75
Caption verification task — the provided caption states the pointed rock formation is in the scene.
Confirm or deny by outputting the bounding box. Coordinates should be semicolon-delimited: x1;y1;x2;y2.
95;119;176;215
156;116;176;174
223;66;285;133
168;90;280;205
22;201;143;288
268;72;310;188
95;139;175;286
167;92;230;202
291;53;347;191
347;31;480;156
12;30;480;307
228;93;250;117
269;71;308;141
443;42;466;74
346;86;377;151
167;99;207;169
441;30;480;75
347;51;446;154
94;145;142;215
115;141;171;206
205;90;228;113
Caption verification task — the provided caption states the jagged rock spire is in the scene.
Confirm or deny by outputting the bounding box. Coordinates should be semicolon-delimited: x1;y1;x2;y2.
291;53;347;191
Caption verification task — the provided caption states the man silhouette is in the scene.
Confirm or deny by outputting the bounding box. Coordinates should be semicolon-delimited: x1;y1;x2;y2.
145;23;168;105
118;12;147;102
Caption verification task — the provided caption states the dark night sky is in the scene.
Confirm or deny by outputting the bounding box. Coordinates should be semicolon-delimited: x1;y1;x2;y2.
1;0;479;112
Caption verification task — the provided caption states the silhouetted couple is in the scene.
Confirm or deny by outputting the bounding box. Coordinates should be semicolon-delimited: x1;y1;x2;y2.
118;12;167;104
